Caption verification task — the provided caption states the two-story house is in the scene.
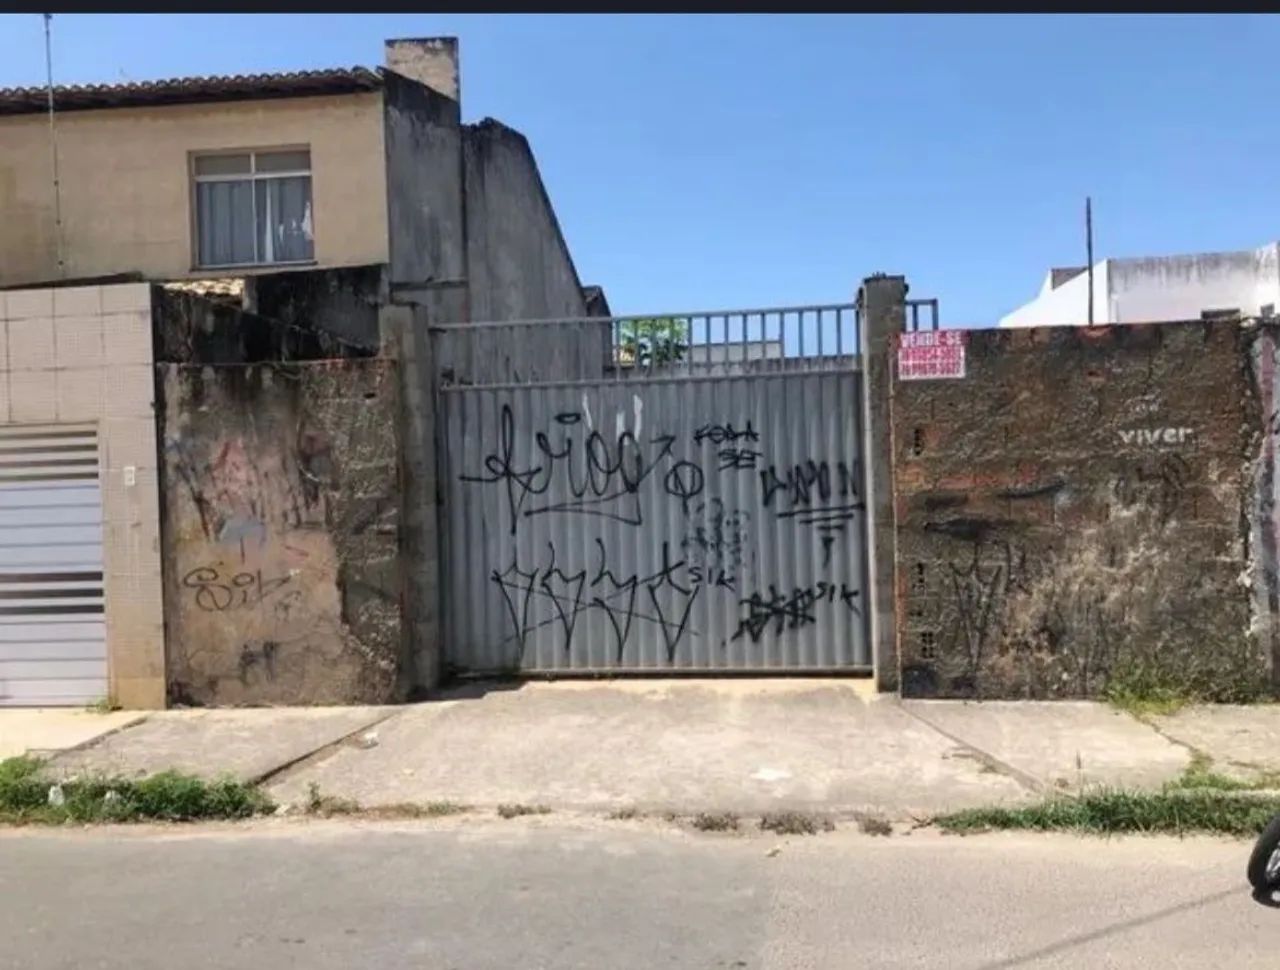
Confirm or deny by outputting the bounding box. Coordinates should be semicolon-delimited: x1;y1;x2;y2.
0;36;603;323
0;37;607;708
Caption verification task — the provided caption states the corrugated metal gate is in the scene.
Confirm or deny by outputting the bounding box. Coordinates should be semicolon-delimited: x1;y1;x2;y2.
435;305;870;674
0;424;106;706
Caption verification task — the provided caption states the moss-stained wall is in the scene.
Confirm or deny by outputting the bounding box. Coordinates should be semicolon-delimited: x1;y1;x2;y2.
891;321;1270;701
158;359;402;706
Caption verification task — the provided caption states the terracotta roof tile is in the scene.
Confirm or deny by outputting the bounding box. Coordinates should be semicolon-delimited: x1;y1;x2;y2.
0;67;383;116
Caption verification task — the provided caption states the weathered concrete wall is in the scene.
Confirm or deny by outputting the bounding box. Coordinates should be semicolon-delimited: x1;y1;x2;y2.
891;321;1270;701
378;70;462;696
158;359;403;706
462;119;592;323
151;286;373;366
248;265;385;353
1248;323;1280;692
382;70;467;323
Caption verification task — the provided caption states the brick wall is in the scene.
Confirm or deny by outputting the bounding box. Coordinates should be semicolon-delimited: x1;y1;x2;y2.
891;321;1271;700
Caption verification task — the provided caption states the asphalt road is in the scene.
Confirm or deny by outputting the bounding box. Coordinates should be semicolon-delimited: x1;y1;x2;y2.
3;816;1278;969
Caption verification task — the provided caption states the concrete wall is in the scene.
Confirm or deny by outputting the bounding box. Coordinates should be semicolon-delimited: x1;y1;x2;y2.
999;264;1112;328
1107;246;1280;322
157;358;403;707
377;69;465;696
1000;245;1280;328
462;119;592;323
1248;324;1280;694
248;264;385;353
0;282;164;708
890;321;1271;701
381;69;468;329
0;93;389;287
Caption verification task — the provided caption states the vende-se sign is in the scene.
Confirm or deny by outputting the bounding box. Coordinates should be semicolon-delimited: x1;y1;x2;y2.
897;330;966;380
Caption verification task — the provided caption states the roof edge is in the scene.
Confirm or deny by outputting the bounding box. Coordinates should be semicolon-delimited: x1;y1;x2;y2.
0;67;384;117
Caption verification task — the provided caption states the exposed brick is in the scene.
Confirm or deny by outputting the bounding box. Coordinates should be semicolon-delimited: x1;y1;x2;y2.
889;318;1268;701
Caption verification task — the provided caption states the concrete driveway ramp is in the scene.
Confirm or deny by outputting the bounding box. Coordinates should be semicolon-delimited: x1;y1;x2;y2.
269;680;1030;818
49;706;396;782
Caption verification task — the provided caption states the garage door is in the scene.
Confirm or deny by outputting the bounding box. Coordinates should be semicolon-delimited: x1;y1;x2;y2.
0;425;106;707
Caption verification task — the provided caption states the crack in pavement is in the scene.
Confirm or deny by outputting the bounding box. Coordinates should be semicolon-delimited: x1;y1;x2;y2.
252;709;409;787
894;701;1047;795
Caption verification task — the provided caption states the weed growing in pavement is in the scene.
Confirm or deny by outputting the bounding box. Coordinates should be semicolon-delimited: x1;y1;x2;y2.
304;782;360;817
360;802;469;820
936;788;1280;837
0;756;272;825
496;803;552;819
759;811;835;836
856;813;893;837
691;812;739;832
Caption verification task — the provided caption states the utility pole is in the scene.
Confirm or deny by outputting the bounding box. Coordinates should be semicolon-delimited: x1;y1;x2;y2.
44;13;65;278
1086;196;1094;326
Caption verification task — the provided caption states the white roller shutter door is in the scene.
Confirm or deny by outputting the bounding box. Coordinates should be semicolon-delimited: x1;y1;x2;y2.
0;424;106;707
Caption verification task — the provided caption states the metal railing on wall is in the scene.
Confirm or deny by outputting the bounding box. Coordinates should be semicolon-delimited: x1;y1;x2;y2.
431;302;862;389
904;298;940;332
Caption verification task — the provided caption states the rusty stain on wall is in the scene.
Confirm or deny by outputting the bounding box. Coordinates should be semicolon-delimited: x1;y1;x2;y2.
891;321;1270;700
158;359;403;706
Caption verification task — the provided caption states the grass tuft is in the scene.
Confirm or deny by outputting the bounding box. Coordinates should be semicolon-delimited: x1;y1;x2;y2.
936;787;1280;837
304;782;360;817
362;801;469;820
0;756;272;825
856;813;893;837
1103;683;1191;719
759;811;835;836
691;811;739;832
496;803;552;819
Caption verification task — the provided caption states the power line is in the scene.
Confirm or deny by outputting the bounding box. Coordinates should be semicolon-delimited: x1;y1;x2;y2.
43;13;65;278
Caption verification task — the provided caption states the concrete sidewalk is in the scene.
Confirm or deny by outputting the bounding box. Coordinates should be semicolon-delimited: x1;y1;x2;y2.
0;709;145;760
7;682;1280;820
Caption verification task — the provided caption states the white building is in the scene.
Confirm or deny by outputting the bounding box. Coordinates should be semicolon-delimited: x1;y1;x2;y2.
999;241;1280;328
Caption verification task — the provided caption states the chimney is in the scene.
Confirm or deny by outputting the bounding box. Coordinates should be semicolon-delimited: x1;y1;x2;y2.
385;37;460;103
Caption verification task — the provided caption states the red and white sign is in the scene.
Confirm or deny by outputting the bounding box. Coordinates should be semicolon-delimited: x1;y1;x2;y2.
897;330;966;380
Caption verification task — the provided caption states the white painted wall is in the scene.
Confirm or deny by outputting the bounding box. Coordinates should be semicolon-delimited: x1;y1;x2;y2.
1000;262;1111;328
999;242;1280;328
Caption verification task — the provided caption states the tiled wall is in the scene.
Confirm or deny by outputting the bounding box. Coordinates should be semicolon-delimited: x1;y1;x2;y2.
0;283;164;708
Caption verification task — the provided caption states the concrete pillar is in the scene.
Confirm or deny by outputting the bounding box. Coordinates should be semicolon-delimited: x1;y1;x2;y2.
859;274;907;692
380;303;442;696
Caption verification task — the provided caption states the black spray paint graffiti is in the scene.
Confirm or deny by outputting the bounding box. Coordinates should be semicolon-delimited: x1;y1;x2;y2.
681;499;752;590
942;536;1035;685
732;581;861;642
694;421;764;471
1112;454;1191;525
461;404;705;534
463;405;866;664
759;458;864;565
491;539;699;663
181;565;294;613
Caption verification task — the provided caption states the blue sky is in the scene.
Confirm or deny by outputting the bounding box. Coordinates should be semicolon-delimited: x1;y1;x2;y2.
2;13;1278;324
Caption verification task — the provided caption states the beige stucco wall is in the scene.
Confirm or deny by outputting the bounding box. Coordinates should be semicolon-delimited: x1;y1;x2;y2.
0;282;164;707
0;93;389;287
